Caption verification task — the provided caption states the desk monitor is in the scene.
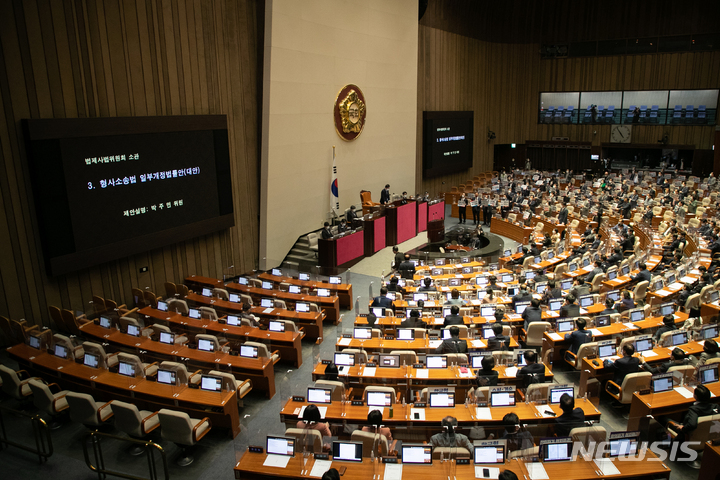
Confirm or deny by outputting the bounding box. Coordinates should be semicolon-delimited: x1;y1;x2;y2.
413;292;428;302
560;279;573;290
188;308;201;319
159;332;175;344
237;277;249;285
202;287;212;297
635;338;653;353
579;295;594;308
240;345;258;358
126;324;140;337
379;354;400;367
227;315;241;326
526;271;536;281
506;286;519;297
367;391;392;407
477;290;487;300
28;335;41;349
629;309;645;322
556;320;574;333
710;290;720;303
317;288;331;297
700;364;719;385
200;375;223;392
471;353;492;368
449;278;462;286
606;290;620;302
476;276;489;286
353;327;372;339
606;270;617;281
678;267;686;278
401;445;433;465
595;315;611;327
652;279;663;291
51;343;68;360
83;353;100;368
549;386;574;404
547;252;555;260
548;299;563;312
490;391;515;407
334;352;355;367
598;344;616;358
371;307;386;318
307;387;332;404
99;316;112;328
582;257;590;268
701;325;719;340
481;306;496;317
442;307;452;318
441;328;455;340
621;265;630;276
515;350;528;367
157;301;168;312
295;302;310;312
652;375;674;393
517;245;524;253
632;260;639;271
659;303;675;316
197;338;215;352
397;329;414;341
515;301;530;314
260;299;274;308
608;435;639;458
534;256;542;264
329;276;342;285
463;267;473;274
269;321;285;333
156;369;176;385
289;285;302;294
482;327;495;339
536;283;548;294
568;263;578;272
541;439;573;462
426;355;447;369
474;445;506;464
503;249;512;257
387;292;397;300
428;392;455;407
261;281;273;290
432;268;444;276
229;293;240;303
666;273;676;285
271;268;282;276
436;259;446;266
670;331;688;346
267;436;295;457
461;257;470;264
299;273;310;281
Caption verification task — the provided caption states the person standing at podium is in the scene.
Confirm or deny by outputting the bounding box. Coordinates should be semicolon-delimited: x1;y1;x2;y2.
457;193;467;224
380;184;391;204
321;222;333;240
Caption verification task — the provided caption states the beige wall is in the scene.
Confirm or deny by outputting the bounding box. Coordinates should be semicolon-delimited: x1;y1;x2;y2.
260;0;419;267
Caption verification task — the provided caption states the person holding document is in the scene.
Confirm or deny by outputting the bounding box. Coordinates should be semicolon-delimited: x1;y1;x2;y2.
457;193;467;224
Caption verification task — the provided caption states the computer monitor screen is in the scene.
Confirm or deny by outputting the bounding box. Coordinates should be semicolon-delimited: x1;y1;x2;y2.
240;345;258;358
353;328;371;339
227;315;240;326
481;306;496;317
476;276;488;286
28;335;41;349
560;279;573;290
332;441;363;462
598;344;616;358
202;287;212;297
426;355;447;369
397;329;414;341
127;324;140;337
443;307;452;317
428;392;455;407
652;376;673;393
84;353;99;368
289;285;302;294
582;257;590;267
334;352;355;366
702;325;719;340
295;302;310;312
269;321;285;333
330;276;342;285
372;307;386;318
317;288;331;297
506;286;519;297
503;249;512;257
401;445;433;464
659;303;675;316
54;344;68;358
201;375;223;392
156;369;176;385
609;437;638;457
474;446;505;464
547;252;555;260
621;265;630;276
710;290;720;303
157;300;168;311
579;295;594;308
299;273;310;281
159;332;175;344
118;361;135;377
607;270;617;280
515;350;528;366
197;339;214;352
379;354;400;367
432;268;443;276
517;245;524;253
482;327;495;339
413;293;428;302
367;391;392;407
99;316;112;328
261;281;273;290
271;268;282;276
515;302;530;314
449;278;462;287
635;338;653;352
671;332;687;346
435;259;446;266
549;299;563;312
490;391;515;407
526;271;536;281
228;293;240;303
188;308;201;319
471;354;490;368
307;387;332;404
261;299;273;308
536;283;547;294
568;263;577;272
653;280;663;291
666;274;676;285
595;315;610;327
502;274;514;283
606;290;620;302
267;436;295;457
700;365;719;384
630;309;645;322
549;387;574;404
237;277;249;285
556;320;574;333
542;441;572;462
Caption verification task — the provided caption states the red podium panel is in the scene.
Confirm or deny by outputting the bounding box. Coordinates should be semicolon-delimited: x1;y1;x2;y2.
429;201;445;222
336;230;364;265
417;202;428;233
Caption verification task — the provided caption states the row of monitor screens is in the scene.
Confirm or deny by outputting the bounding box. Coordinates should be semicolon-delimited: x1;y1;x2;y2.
201;284;333;297
264;269;344;284
158;296;324;314
266;435;641;463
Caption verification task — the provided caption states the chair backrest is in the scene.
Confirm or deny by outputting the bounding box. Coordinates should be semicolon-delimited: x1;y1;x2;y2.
208;370;239;391
389;350;418;365
492;351;514;365
53;334;79;360
48;306;66;334
119;316;141;332
198;306;218;321
432;447;470;459
131;288;147;309
143;291;158;309
82;342;111;369
687;414;720;446
110;400;146;438
273;299;287;309
240;294;253;306
117;352;146;378
343;348;368;364
158;409;196;446
572;342;598;369
525;382;554;402
164;282;177;298
633;281;649;301
667;365;695;384
315;380;345;401
618;372;651;403
158;361;191;385
446;353;468;365
286;428;324;453
0;365;26;398
66;392;104;426
351;430;389;457
212;288;229;300
365;386;396;404
168;299;189;314
28;379;63;415
526;322;550;346
570;426;607;447
195;334;221;352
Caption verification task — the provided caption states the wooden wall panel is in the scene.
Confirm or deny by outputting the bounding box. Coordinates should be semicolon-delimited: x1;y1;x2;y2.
0;0;260;326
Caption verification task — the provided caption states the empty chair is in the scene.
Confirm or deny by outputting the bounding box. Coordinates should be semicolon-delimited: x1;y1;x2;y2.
698;105;707;123
131;288;147;309
565;342;597;370
286;427;323;453
446;353;468;365
667;365;695;384
605;372;651;406
352;429;391;457
432;447;471;459
248;278;262;288
195;334;224;352
570;425;607;447
649;105;659;122
273;299;287;309
307;233;319;254
168;299;189;315
151;324;188;345
207;370;252;407
315;380;352;402
523;321;550;348
672;105;682;122
365;386;398;404
242;341;280;363
82;342;119;369
626;106;636;123
554;106;564;122
389;350;418;365
544;107;554;123
198;306;218;321
240;293;253;306
28;379;70;428
158;361;202;386
563;105;573;123
605;105;615;121
525;383;554;402
341;348;368;364
110;401;160;455
164;282;177;298
212;288;229;300
118;316;144;333
158;409;212;466
53;333;83;360
66;392;115;428
639;105;647;120
0;364;39;399
48;305;69;335
118;352;158;378
684;105;695;123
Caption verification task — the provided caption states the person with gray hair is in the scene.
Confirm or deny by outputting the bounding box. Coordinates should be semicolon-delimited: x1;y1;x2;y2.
430;416;473;450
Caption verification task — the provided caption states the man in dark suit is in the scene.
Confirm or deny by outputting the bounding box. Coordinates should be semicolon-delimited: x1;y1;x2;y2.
371;287;394;310
400;309;426;329
559;293;580;318
631;263;651;283
511;284;532;310
641;347;689;374
386;276;405;295
321;222;333;240
521;298;542;331
614;290;635;313
584;261;604;285
554;393;586;437
516;350;546;388
443;305;464;327
475;355;499;387
607;247;623;267
397;254;416;280
380;184;391;204
558;206;568;225
667;385;719;445
604;344;640;399
418;277;437;292
392;246;404;270
653;314;678;343
564;317;593;354
434;326;468;354
347;205;358;224
487;323;511;350
542;280;562;304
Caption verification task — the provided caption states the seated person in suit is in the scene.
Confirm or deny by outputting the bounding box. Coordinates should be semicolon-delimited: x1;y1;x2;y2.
584;261;604;285
693;339;720;367
532;268;549;284
676;283;693;308
240;302;260;327
400;309;426;329
487;323;511;350
337;219;353;233
560;293;580;318
487;276;503;291
321;222;333;240
600;298;618;315
493;307;508;326
516;350;546;388
631;263;651;283
361;409;393;443
542;280;562;304
443;305;464;327
500;413;534;452
430;416;472;450
653;314;677;343
418;277;437;292
435;326;468;354
511;284;532;309
604;344;640;401
475;355;499;387
365;313;378;328
521;298;542;331
296;404;332;449
554;393;586;437
564;317;593;355
667;385;719;444
614;290;635;312
386;276;405;295
570;277;590;298
607;247;623;267
641;347;689;374
397;254;416;280
444;288;466;306
371;287;394;310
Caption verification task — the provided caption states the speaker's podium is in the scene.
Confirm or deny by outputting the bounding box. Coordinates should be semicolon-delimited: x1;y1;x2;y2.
427;219;445;243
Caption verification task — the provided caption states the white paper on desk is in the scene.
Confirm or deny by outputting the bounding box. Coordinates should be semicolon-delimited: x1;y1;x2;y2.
623;322;638;329
455;274;464;278
263;454;291;468
548;332;563;341
505;366;518;377
594;458;620;476
362;367;377;377
298;405;327;419
263;307;275;314
475;466;500;479
471;299;482;306
590;329;603;336
535;404;555;418
506;313;521;320
384;463;403;480
441;286;450;292
308;460;333;477
338;338;352;346
425;301;437;307
410;408;425;420
429;340;442;348
656;289;671;296
641;351;658;358
416;369;429;379
472;340;486;348
458;368;475;378
679;276;696;284
545;311;559;318
579;308;588;315
525;462;549;480
674;386;694;399
476;407;493;420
